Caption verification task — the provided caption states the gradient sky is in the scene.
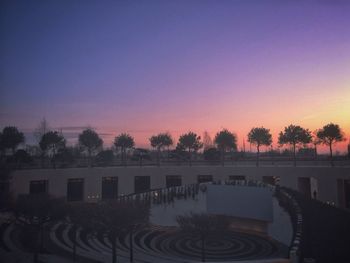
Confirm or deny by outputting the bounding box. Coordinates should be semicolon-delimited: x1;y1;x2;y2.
1;0;350;151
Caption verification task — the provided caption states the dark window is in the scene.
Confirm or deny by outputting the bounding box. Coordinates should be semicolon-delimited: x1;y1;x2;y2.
337;179;345;208
345;180;350;209
67;178;84;201
166;175;182;188
102;177;118;200
229;175;246;181
29;180;48;194
134;176;150;193
197;175;213;184
298;177;311;198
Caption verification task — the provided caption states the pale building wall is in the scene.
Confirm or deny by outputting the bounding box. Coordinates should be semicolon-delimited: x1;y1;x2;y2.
11;166;350;206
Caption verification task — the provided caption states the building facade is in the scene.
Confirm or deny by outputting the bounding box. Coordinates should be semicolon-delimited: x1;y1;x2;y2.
11;166;350;209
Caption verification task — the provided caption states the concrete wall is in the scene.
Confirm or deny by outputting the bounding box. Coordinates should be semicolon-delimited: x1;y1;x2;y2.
207;184;273;221
11;166;350;206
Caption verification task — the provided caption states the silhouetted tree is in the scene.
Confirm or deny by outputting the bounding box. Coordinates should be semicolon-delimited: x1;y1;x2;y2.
66;202;96;262
247;127;272;167
149;132;173;166
176;213;230;262
34;118;50;167
278;125;312;167
317;123;345;167
0;131;4;157
1;126;25;155
78;128;103;167
214;129;237;166
14;149;33;168
177;132;203;166
56;147;75;166
114;133;135;166
311;130;322;160
0;163;13;211
14;194;66;263
39;131;66;169
34;118;50;143
162;132;174;161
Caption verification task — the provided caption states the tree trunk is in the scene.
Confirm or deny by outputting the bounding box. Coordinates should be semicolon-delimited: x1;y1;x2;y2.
256;145;260;167
112;234;117;263
72;225;77;262
88;149;92;167
314;145;317;160
189;149;192;166
293;143;296;167
330;143;334;167
167;146;170;162
33;226;40;263
52;146;56;169
40;152;45;168
221;148;224;166
157;148;160;167
139;154;143;167
40;223;44;252
201;235;205;262
123;148;127;167
129;227;133;262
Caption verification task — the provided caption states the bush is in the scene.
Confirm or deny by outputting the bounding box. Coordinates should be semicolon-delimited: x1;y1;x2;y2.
96;150;114;166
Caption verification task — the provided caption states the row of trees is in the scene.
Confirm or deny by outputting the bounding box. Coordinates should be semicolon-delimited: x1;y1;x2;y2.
0;122;347;167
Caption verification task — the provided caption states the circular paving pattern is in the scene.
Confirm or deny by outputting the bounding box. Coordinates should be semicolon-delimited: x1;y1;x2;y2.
134;227;282;261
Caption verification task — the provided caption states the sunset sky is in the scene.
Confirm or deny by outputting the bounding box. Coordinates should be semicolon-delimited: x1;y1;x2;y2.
1;1;349;151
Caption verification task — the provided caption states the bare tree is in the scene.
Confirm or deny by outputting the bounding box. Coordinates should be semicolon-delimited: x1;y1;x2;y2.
176;213;230;262
202;131;213;151
39;131;66;169
14;194;66;263
67;200;149;263
34;118;50;143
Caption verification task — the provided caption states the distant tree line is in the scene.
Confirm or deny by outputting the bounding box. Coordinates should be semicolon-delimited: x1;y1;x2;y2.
0;119;348;169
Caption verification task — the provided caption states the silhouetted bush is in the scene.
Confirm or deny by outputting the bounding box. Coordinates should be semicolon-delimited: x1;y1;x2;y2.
96;150;114;165
203;147;220;162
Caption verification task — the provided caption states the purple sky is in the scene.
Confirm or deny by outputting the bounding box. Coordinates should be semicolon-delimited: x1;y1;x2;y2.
1;0;350;150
